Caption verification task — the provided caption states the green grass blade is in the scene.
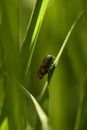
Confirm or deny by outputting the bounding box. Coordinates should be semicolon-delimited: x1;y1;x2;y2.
39;8;86;102
0;1;25;130
0;118;9;130
0;97;8;126
20;0;49;82
19;83;52;130
54;9;85;67
74;76;87;130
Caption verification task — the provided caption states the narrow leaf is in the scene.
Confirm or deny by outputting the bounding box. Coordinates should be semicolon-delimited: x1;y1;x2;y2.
39;8;86;102
19;83;52;130
74;76;87;130
20;0;49;82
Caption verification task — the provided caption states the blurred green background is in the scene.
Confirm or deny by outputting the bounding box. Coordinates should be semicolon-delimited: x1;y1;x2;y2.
0;0;87;130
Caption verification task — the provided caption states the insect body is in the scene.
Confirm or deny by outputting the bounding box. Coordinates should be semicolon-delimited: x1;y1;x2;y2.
38;55;54;79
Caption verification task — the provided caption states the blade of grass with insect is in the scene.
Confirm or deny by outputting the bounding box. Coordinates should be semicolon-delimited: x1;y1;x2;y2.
0;0;49;129
20;0;49;83
39;8;86;102
19;83;52;130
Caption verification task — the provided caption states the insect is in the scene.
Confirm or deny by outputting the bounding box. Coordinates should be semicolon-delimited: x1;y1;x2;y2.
38;55;55;79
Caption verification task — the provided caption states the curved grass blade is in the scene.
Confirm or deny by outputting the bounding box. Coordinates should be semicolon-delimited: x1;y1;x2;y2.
74;76;87;130
20;0;49;82
19;83;52;130
0;97;8;126
39;8;86;102
0;118;9;130
0;0;25;130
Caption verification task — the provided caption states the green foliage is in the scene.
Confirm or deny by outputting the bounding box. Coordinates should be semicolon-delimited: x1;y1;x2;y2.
0;0;87;130
20;0;49;82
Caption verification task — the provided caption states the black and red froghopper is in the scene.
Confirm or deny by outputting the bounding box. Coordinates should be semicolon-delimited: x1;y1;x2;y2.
38;55;54;79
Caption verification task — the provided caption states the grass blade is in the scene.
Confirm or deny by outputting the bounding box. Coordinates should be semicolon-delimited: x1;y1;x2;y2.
39;8;86;102
19;83;52;130
54;9;85;67
0;1;25;129
20;0;49;82
74;76;87;130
